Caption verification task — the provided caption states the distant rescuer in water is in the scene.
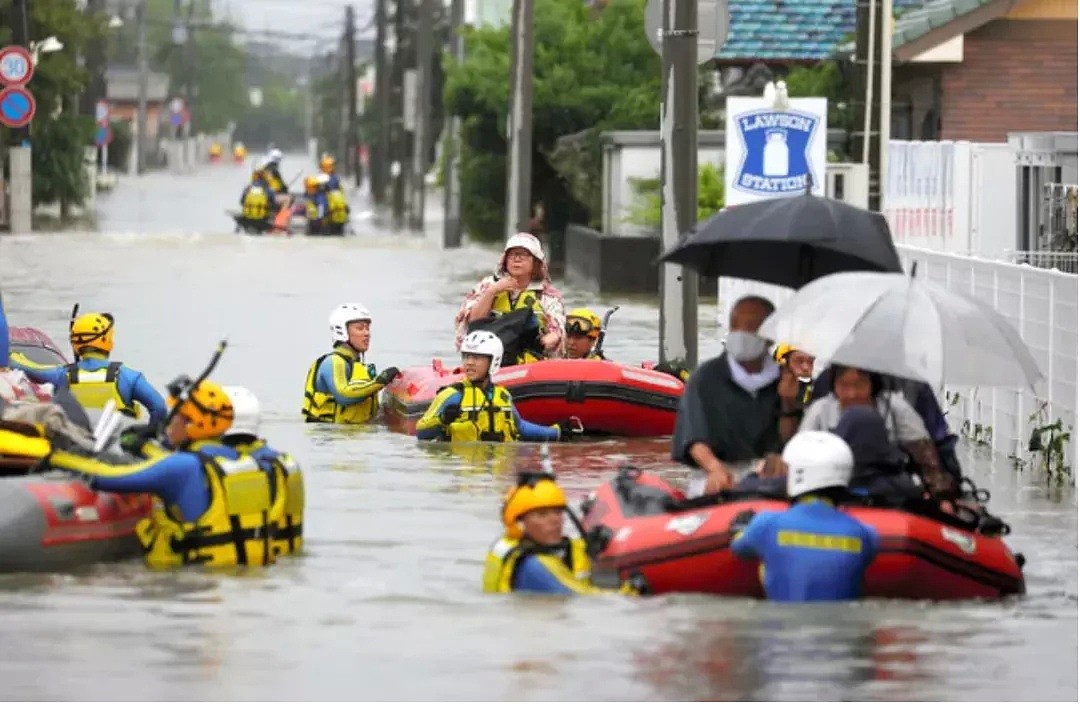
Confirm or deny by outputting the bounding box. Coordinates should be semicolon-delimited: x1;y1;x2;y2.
671;295;802;498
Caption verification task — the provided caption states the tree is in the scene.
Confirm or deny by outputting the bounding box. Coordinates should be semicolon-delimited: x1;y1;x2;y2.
444;0;662;241
0;0;109;215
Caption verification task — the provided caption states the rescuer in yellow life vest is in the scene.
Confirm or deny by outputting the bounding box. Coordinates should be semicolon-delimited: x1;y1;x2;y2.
322;173;350;236
239;169;273;233
46;376;278;569
564;308;605;360
194;385;304;557
208;142;223;161
773;342;816;409
482;471;646;595
233;142;247;163
416;331;580;443
11;311;167;427
302;303;401;424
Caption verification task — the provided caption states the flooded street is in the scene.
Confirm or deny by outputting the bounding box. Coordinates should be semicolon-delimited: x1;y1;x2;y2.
0;161;1075;700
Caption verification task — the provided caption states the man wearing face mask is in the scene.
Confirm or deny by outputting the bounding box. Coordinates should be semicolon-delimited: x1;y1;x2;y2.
671;296;801;497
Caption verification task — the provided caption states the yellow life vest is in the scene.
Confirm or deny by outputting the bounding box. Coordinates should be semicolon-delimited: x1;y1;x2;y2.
66;362;140;418
242;185;270;220
482;536;592;593
235;438;305;557
490;289;546;364
421;381;519;442
326;189;349;224
267;172;286;194
305;197;322;221
301;349;379;424
134;450;275;569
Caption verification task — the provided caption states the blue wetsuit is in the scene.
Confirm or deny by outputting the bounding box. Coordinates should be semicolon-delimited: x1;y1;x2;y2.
513;554;588;594
325;173;341;191
731;498;879;602
0;296;9;366
12;352;167;426
63;449;212;522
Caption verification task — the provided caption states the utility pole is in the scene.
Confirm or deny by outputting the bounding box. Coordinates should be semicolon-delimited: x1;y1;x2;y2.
135;0;149;174
503;0;534;240
657;0;698;369
409;0;432;230
853;0;885;210
345;5;358;185
390;0;407;225
80;0;108;119
879;0;893;213
373;0;390;204
441;0;465;247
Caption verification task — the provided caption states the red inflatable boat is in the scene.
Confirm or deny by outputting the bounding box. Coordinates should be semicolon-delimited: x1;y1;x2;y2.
580;468;1025;600
382;358;684;437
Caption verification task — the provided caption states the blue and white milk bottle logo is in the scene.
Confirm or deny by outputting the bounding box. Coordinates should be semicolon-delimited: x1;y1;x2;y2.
763;130;789;177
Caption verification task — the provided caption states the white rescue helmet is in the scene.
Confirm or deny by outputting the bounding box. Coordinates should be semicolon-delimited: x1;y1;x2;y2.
460;330;503;376
267;148;284;163
783;431;855;498
329;303;372;344
222;385;261;438
504;232;545;262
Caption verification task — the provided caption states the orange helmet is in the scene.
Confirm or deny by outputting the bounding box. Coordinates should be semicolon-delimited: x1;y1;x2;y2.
304;175;320;192
320;154;336;173
169;379;234;441
501;472;566;539
70;312;115;355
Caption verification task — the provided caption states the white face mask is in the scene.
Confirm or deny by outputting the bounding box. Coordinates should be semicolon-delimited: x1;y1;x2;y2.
725;331;769;362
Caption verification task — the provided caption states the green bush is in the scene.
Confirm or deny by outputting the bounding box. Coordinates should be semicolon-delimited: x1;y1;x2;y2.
31;114;93;208
625;162;726;230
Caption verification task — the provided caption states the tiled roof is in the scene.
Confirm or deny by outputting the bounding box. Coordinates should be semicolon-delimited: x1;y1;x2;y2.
714;0;926;62
891;0;996;47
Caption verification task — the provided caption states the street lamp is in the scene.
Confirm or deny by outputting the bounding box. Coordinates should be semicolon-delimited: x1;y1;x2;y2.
30;36;65;66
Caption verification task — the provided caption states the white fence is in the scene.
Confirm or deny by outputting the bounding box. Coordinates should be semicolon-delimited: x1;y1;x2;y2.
884;140;1020;259
716;245;1078;468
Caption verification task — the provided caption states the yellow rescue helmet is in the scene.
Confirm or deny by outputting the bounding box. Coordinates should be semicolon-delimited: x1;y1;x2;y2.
304;175;320;192
209;143;222;156
70;312;115;355
774;343;796;364
320;154;336;173
501;473;566;539
169;379;234;441
566;308;601;339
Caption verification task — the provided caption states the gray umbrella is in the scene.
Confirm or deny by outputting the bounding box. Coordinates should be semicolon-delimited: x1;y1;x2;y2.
657;194;903;288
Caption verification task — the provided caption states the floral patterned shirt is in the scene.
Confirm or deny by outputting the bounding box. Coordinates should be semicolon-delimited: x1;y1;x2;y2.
454;275;566;358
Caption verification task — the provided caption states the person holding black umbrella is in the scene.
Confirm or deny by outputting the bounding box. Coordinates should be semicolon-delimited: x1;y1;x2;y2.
671;295;802;497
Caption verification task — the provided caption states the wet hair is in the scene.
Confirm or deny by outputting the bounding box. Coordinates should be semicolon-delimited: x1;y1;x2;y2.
830;364;884;399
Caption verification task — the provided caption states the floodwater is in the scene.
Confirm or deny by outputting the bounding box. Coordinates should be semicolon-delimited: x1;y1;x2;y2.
0;160;1075;700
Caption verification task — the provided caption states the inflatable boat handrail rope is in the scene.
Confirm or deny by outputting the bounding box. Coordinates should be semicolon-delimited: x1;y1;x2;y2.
593;305;620;359
160;340;229;434
0;419;50;475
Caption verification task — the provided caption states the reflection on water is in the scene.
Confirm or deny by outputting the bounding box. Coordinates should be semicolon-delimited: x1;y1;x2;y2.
0;166;1075;700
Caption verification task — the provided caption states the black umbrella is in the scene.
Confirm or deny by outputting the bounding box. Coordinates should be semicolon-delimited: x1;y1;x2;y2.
656;194;903;288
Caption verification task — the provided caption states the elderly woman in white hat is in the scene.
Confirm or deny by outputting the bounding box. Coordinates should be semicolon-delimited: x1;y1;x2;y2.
454;232;566;364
